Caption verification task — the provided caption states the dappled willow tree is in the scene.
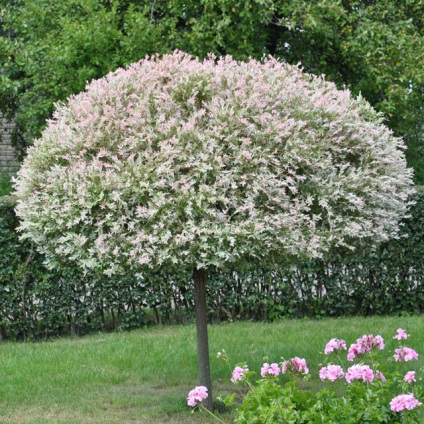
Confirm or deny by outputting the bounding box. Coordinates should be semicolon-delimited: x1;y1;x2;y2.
14;52;414;409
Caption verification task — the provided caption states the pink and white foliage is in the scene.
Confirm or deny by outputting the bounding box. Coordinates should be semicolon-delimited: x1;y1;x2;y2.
14;51;414;276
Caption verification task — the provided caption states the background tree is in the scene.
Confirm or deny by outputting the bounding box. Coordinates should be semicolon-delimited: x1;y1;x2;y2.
1;0;423;182
0;0;273;158
14;52;414;409
273;0;424;184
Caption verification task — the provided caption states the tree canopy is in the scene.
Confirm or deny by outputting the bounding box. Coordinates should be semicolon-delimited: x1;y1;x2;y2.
14;52;414;276
1;0;423;182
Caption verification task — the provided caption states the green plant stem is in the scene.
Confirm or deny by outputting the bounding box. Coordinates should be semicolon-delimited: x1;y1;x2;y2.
200;404;228;424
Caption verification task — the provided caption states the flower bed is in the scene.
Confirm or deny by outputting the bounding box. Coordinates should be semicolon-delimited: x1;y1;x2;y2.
189;327;422;423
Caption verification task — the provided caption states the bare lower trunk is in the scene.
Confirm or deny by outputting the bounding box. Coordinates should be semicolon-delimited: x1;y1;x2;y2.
193;268;213;411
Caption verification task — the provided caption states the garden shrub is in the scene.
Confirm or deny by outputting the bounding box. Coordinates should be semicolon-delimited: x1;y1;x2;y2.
0;172;14;196
190;329;423;423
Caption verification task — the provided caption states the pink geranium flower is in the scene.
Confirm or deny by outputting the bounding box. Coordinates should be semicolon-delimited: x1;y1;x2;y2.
319;365;345;382
394;328;409;340
347;334;384;361
345;364;374;383
261;363;280;377
282;357;309;375
394;347;419;362
390;393;422;412
187;386;208;407
324;338;347;355
231;365;249;382
347;342;361;361
404;371;416;383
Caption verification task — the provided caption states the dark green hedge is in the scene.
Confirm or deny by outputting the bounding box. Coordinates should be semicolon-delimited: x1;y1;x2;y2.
207;187;424;321
0;188;423;340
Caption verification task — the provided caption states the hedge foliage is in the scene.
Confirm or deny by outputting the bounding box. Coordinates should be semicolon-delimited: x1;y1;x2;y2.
0;187;423;340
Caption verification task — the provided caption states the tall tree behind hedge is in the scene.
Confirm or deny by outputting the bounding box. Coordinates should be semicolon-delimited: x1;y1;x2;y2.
273;0;424;184
0;0;423;178
0;0;273;157
0;0;424;184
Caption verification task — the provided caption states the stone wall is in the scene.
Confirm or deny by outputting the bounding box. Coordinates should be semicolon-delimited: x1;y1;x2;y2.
0;117;19;174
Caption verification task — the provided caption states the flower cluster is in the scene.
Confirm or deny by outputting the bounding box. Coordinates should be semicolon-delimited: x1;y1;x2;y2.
319;365;345;382
321;328;421;416
202;328;421;423
347;334;384;361
324;338;347;355
345;364;374;383
394;328;409;340
390;393;422;412
187;386;208;407
282;357;309;375
404;371;416;383
394;347;419;362
261;362;280;377
231;365;249;382
375;370;386;381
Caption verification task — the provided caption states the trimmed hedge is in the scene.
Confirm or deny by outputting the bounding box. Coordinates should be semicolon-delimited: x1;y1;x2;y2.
0;188;423;340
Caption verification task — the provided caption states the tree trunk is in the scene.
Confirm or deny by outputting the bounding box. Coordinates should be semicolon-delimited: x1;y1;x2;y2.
193;268;213;411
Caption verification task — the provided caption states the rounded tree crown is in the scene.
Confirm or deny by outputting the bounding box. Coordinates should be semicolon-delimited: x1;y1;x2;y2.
15;51;414;275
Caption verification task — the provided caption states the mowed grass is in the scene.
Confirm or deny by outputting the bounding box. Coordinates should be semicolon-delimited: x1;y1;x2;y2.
0;315;423;423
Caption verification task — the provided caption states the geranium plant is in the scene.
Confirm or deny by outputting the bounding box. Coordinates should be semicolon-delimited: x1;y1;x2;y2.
189;328;422;423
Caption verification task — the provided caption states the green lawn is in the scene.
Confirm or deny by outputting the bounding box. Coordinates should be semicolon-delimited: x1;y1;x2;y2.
0;315;423;423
